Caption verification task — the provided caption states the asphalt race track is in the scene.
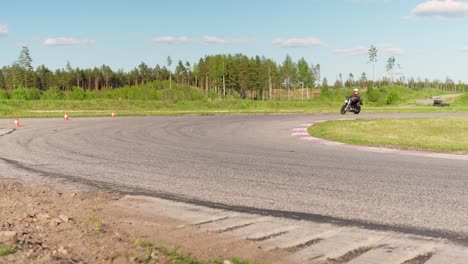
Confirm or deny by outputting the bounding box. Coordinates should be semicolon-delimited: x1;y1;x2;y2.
1;113;468;243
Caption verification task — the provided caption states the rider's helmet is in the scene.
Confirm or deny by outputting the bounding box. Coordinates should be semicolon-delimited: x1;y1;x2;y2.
354;88;359;94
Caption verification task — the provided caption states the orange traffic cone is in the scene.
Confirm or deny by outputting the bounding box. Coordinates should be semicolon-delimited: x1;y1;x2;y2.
64;112;69;121
14;117;20;128
112;112;115;119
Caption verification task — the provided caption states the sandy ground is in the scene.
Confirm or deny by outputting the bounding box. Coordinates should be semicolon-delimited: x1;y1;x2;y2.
0;179;286;264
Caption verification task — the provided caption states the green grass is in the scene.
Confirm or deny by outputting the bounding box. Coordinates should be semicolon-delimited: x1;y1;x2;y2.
132;238;265;264
0;87;466;118
164;247;204;264
0;98;467;119
453;94;468;106
86;216;103;232
0;244;17;257
308;118;468;154
134;238;154;248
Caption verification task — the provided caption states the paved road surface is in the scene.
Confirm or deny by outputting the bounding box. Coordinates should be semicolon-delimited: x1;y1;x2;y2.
1;113;468;245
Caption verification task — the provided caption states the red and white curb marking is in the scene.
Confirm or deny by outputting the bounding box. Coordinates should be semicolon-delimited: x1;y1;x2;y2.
291;121;468;161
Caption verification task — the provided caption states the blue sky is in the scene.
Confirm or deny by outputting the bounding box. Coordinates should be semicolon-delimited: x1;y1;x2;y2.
1;0;468;82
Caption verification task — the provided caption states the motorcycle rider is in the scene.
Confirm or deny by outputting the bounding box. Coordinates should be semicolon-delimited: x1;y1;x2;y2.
349;88;361;107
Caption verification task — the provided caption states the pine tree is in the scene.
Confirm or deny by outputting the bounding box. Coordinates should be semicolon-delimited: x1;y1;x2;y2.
360;72;367;87
185;61;191;85
297;58;310;101
17;46;34;88
167;56;172;89
280;54;295;101
0;69;5;90
368;45;378;88
386;57;396;85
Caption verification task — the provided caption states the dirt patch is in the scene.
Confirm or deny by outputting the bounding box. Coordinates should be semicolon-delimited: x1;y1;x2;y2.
0;179;287;263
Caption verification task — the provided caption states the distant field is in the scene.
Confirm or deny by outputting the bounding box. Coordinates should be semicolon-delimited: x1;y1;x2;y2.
308;118;468;154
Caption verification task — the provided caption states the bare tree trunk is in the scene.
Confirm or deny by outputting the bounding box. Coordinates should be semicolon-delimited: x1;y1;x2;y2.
268;68;272;100
273;85;276;100
205;74;208;94
301;83;304;101
95;77;99;92
223;74;226;97
13;69;16;89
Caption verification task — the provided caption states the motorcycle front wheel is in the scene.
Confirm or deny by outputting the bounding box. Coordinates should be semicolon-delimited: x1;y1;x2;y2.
340;105;347;114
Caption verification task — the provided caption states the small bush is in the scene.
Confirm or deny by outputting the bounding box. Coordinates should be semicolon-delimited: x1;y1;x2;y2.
386;90;400;105
366;87;380;102
0;90;9;99
320;85;332;97
41;87;64;100
27;88;42;100
84;90;97;100
67;86;86;100
10;86;29;100
207;91;219;100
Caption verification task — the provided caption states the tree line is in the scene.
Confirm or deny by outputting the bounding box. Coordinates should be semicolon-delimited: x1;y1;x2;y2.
1;47;321;100
1;46;466;101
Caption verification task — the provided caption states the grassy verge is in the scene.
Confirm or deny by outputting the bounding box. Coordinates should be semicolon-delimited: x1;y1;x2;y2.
0;87;466;118
308;118;468;154
1;99;467;118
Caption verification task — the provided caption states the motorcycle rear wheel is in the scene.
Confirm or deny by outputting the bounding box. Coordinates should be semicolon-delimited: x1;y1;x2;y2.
354;106;361;114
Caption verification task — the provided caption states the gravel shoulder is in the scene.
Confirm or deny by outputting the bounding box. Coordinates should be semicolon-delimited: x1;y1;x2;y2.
0;179;283;263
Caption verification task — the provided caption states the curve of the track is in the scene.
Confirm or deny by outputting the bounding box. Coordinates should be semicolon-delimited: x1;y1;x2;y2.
1;113;468;243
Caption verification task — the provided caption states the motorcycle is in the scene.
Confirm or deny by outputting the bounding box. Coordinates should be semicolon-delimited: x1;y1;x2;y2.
340;96;362;114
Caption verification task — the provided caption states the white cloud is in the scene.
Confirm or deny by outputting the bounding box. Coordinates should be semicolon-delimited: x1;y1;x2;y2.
272;38;325;48
0;24;8;35
202;36;226;44
43;37;96;46
151;36;254;45
412;0;468;18
461;46;468;51
178;36;190;43
333;46;368;55
151;36;191;44
381;45;406;55
201;36;255;45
